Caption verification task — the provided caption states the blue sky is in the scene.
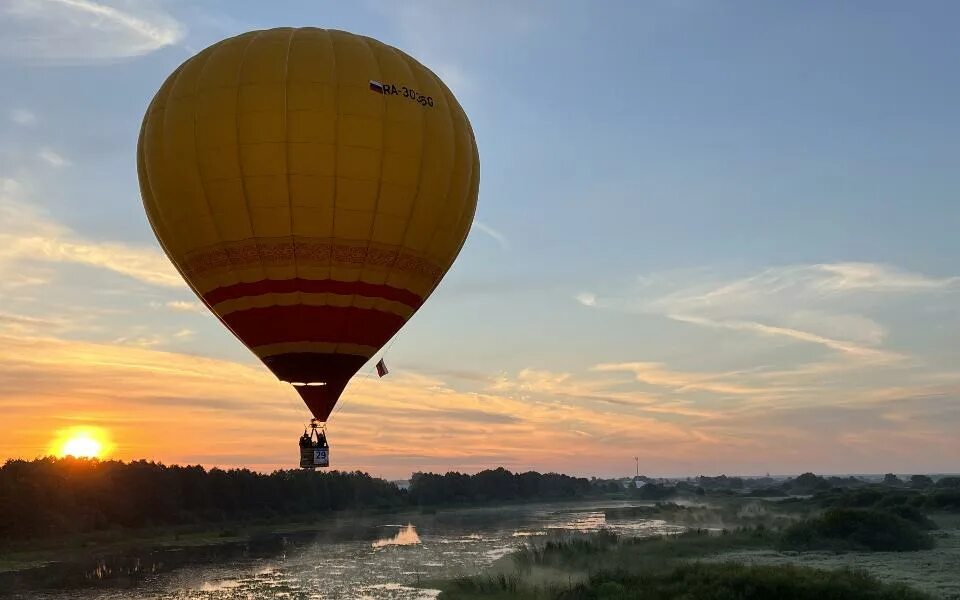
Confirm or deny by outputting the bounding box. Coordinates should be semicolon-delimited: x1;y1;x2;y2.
0;1;958;478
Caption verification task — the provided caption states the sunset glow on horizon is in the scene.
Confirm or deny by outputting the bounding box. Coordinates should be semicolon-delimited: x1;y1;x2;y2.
50;427;111;460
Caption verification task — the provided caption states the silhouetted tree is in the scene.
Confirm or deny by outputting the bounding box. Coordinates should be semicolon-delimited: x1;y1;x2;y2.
0;457;404;542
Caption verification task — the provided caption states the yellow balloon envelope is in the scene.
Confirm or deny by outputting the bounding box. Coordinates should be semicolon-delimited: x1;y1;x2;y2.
138;28;479;421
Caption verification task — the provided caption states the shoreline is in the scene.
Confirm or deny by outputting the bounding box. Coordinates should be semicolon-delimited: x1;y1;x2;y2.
0;496;640;591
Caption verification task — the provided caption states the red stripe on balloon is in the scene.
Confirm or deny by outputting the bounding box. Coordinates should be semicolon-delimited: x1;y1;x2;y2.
222;304;406;349
203;278;424;309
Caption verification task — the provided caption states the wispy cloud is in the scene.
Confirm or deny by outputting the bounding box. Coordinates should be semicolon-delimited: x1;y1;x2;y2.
662;263;957;315
583;262;956;367
593;362;785;397
649;263;957;364
0;312;71;336
9;108;37;126
0;177;182;287
38;148;71;167
567;261;960;445
575;292;597;307
665;314;903;364
473;220;509;250
488;368;723;419
813;262;958;293
370;1;540;101
164;300;203;312
0;0;184;64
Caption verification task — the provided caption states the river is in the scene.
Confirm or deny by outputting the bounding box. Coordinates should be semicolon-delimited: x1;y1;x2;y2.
9;501;683;599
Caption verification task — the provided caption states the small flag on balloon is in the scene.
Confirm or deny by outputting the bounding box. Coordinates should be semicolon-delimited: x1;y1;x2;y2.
369;80;384;94
376;358;389;378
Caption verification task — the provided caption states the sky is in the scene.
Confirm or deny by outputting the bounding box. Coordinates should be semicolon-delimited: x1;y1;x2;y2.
0;0;958;479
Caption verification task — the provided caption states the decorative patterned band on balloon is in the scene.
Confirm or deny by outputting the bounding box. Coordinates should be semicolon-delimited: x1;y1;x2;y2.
209;291;416;320
203;277;424;309
179;238;445;281
222;304;406;349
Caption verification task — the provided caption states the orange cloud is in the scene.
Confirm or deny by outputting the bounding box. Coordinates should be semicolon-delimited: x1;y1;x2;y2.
0;332;742;477
2;328;957;478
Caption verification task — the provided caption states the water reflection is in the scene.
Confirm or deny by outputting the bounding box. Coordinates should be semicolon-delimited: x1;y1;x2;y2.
6;501;685;600
372;524;422;548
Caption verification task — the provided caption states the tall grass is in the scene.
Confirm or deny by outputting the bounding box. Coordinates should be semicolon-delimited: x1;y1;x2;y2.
437;528;934;599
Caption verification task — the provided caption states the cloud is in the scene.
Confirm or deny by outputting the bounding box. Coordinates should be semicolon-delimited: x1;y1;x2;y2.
0;332;716;476
0;0;184;64
568;260;960;442
473;220;509;250
487;368;722;419
592;362;785;396
164;300;203;312
813;262;958;293
656;263;956;321
370;1;540;102
372;2;475;96
647;263;957;363
585;262;956;368
38;148;71;168
9;109;37;126
111;334;163;348
575;292;597;307
1;327;957;476
0;311;71;335
0;177;182;288
665;314;903;364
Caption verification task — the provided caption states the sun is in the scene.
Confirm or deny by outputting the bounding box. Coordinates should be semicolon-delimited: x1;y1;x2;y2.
62;434;102;458
51;427;111;459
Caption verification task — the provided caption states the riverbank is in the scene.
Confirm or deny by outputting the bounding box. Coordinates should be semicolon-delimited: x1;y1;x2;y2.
0;493;637;575
0;498;655;593
431;506;960;599
0;508;409;574
5;480;957;597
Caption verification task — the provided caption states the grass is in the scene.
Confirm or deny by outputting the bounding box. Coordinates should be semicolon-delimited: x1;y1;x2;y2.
605;499;800;532
436;524;938;600
565;563;932;600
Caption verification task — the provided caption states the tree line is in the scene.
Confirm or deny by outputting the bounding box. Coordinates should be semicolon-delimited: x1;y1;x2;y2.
407;467;594;504
0;458;600;541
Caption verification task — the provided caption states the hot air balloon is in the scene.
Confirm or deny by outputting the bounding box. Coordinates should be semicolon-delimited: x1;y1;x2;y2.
137;28;479;468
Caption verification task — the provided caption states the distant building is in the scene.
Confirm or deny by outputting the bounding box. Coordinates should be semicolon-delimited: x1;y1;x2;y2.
391;480;411;490
622;475;649;488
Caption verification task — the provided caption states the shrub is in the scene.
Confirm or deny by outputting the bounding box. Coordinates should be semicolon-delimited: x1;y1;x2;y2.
780;508;934;552
884;505;937;530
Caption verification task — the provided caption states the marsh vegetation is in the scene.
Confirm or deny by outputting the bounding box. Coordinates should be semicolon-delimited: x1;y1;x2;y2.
436;479;960;599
